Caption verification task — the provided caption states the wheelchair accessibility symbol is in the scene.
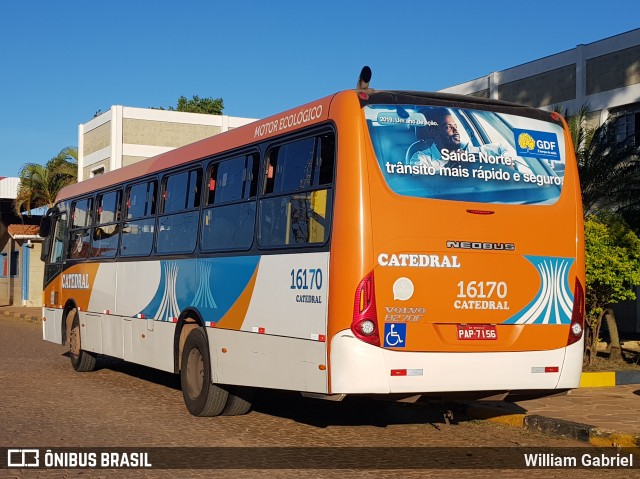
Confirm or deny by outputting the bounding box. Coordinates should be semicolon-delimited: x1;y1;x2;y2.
384;323;406;348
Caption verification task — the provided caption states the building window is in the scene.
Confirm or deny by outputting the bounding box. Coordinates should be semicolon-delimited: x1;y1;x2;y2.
611;104;640;146
614;112;638;145
0;251;19;277
91;167;105;177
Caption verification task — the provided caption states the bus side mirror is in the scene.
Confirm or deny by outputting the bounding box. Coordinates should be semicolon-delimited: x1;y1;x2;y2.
39;216;52;238
40;236;51;262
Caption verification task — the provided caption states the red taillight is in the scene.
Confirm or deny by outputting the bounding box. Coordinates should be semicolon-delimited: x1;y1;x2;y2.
352;271;380;346
567;278;585;346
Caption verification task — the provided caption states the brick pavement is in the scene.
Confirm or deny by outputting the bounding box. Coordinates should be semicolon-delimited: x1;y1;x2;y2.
7;311;620;479
3;305;639;450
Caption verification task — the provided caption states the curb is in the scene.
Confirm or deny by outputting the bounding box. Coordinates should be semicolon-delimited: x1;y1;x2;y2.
464;402;640;449
580;370;640;387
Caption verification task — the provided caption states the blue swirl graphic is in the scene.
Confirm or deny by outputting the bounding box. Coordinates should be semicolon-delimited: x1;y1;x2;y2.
504;256;574;325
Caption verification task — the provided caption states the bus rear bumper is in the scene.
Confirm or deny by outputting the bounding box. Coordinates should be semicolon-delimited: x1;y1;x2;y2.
329;330;583;395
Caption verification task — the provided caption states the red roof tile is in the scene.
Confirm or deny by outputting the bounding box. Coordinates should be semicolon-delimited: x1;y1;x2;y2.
8;224;40;237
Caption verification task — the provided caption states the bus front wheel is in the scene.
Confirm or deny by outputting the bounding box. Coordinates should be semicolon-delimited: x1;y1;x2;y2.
68;309;97;372
180;328;228;417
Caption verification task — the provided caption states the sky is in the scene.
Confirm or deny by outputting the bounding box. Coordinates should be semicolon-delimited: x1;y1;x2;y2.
0;1;638;178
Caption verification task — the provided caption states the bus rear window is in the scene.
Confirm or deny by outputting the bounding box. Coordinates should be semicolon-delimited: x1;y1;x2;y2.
365;104;567;205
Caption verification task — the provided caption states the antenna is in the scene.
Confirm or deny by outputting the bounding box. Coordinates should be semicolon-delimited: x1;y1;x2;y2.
356;66;372;90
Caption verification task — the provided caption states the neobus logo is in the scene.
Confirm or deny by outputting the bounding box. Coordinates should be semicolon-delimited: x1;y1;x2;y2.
62;273;90;289
446;241;515;251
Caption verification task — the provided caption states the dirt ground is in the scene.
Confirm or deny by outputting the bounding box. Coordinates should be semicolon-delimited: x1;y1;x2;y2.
582;341;640;371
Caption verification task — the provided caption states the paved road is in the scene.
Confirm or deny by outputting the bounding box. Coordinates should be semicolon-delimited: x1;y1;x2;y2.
0;317;626;478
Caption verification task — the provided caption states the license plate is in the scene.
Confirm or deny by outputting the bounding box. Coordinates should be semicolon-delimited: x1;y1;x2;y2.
457;324;497;340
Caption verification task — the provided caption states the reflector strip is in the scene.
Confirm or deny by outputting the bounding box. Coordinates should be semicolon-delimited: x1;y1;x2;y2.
391;369;407;376
310;334;327;342
205;321;216;328
136;313;146;319
532;366;560;373
172;317;178;323
103;310;110;315
252;327;266;334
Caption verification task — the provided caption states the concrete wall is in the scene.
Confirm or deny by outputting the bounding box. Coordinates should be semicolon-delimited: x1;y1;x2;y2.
78;106;256;182
123;118;220;148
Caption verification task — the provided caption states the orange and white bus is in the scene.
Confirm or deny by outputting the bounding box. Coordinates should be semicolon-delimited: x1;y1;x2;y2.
40;73;585;416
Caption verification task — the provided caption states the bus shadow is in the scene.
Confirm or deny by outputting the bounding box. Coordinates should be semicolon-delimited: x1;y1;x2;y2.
61;352;181;390
62;352;489;428
252;391;472;429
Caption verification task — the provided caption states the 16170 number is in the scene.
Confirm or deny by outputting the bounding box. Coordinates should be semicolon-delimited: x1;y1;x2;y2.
290;268;323;290
457;281;507;298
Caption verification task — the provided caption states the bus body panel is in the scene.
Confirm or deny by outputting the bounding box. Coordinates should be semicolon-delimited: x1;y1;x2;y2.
209;328;327;393
330;329;583;394
42;307;63;344
45;252;328;338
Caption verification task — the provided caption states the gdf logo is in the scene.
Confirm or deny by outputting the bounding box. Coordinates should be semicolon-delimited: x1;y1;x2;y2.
536;140;557;150
513;128;561;160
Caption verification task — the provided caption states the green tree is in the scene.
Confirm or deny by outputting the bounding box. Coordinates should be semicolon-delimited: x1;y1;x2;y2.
583;214;640;363
14;146;78;215
155;95;224;115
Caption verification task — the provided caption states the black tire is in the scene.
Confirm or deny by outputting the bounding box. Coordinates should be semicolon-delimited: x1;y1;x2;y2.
221;386;254;416
180;328;228;417
68;309;97;372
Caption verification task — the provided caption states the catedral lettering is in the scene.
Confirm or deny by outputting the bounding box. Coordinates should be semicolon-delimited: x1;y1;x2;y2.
296;294;322;304
378;253;460;268
62;274;90;289
454;300;510;310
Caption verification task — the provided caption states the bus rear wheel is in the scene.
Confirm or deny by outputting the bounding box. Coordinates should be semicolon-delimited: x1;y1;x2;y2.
221;386;254;416
68;309;97;372
180;328;228;417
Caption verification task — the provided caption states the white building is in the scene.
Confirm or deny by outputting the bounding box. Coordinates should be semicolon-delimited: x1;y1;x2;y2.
78;106;256;181
440;28;640;131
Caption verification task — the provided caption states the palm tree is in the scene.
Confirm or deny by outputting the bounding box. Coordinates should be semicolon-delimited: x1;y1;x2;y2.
556;105;640;219
557;106;640;363
14;146;78;215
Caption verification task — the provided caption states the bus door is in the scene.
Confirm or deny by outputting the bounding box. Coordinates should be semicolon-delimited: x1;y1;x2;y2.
42;211;67;344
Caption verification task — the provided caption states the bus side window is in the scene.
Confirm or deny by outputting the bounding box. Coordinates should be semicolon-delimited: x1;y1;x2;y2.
201;153;258;251
92;190;122;258
121;180;157;257
68;198;93;260
259;132;334;247
157;169;202;255
50;213;68;263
